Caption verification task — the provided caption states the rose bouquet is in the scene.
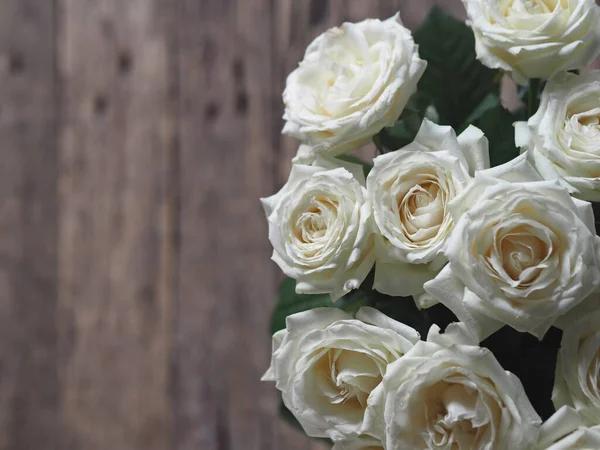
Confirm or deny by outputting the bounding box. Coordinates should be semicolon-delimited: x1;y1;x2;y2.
261;2;600;449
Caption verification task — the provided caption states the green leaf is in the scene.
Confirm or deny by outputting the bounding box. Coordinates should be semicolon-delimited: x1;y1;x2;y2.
377;122;415;151
461;92;501;130
414;6;500;129
471;104;520;167
335;154;373;177
269;278;334;335
526;78;543;118
338;288;373;316
269;278;374;335
375;91;437;151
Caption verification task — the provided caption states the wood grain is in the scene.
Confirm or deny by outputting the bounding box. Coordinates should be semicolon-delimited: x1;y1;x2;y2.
174;0;302;448
57;0;177;448
0;0;596;449
0;1;60;448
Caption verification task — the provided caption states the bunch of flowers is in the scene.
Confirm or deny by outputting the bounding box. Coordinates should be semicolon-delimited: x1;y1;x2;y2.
261;2;600;449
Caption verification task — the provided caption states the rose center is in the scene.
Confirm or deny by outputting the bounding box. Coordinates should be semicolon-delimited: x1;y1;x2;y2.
313;30;384;117
481;220;554;289
314;348;382;410
577;114;600;127
558;106;600;168
407;183;439;213
566;106;600;134
505;0;556;16
500;233;546;280
396;180;445;243
425;382;487;449
294;197;338;244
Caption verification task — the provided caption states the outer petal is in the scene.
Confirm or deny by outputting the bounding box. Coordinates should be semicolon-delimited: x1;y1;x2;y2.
424;265;504;342
312;155;367;186
292;144;317;165
480;152;542;183
514;121;533;150
355;306;421;343
537;406;584;449
426;321;478;346
373;260;439;298
413;119;461;157
457;124;490;174
332;436;383;450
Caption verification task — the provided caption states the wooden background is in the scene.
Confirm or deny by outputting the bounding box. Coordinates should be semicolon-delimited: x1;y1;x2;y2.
1;0;597;449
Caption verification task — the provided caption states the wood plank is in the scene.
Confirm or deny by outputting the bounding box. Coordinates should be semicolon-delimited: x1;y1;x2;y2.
56;0;177;448
0;1;60;449
400;0;464;29
272;0;313;186
175;0;329;449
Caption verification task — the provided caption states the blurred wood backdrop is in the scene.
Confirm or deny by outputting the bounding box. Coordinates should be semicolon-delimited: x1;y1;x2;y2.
0;0;597;449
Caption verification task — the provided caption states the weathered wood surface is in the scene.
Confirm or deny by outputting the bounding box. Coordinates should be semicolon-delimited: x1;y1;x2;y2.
0;0;596;449
0;1;60;448
57;1;177;449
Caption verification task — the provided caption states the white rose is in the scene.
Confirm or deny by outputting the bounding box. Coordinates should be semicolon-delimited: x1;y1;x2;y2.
517;71;600;202
262;157;375;300
424;154;600;341
367;119;490;307
553;307;600;424
536;406;600;449
544;428;600;450
463;0;600;84
366;322;541;450
292;143;317;165
282;14;426;157
262;307;420;442
332;436;384;450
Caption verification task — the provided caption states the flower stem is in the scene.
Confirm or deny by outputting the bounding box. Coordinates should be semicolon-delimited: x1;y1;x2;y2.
528;78;541;118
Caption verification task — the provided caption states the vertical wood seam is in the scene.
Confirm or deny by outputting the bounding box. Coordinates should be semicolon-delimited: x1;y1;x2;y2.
51;0;64;442
166;1;182;450
269;0;281;198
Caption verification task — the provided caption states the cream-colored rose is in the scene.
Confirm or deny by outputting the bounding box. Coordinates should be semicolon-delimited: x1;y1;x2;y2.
332;436;383;450
544;427;600;450
553;306;600;424
517;71;600;202
262;157;374;300
262;307;420;442
424;154;600;341
463;0;600;84
367;119;489;307
291;143;317;165
366;322;541;449
536;406;600;449
282;14;426;156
